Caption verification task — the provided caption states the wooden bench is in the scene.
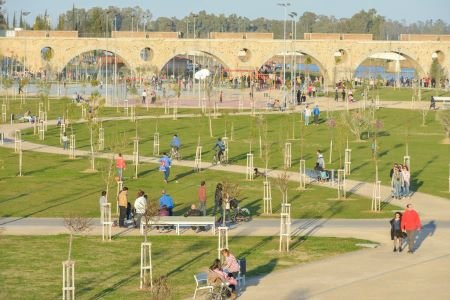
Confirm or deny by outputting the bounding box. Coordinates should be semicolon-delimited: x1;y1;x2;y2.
140;216;216;235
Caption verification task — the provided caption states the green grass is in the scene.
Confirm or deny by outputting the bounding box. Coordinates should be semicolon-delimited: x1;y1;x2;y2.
0;235;366;299
353;86;450;102
0;147;399;218
19;107;450;199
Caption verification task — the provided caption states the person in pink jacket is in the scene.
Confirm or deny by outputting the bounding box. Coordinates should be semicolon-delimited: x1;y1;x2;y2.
401;204;422;253
116;153;126;181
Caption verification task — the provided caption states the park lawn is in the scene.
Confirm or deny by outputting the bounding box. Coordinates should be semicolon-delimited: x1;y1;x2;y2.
353;86;450;102
0;235;366;299
0;147;399;219
1;96;242;122
20;108;450;199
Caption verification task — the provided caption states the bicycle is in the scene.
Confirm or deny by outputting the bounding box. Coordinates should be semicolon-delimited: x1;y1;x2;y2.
170;147;182;160
212;149;226;165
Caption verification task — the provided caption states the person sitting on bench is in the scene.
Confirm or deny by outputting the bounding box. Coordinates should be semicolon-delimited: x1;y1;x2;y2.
184;204;203;232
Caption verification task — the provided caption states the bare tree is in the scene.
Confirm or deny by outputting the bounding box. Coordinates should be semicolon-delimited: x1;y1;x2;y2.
275;169;290;204
340;110;369;141
64;216;93;261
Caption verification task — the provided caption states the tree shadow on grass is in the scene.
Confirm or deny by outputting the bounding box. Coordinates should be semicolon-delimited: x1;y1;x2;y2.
88;271;140;299
0;190;98;224
166;250;210;277
0;193;29;204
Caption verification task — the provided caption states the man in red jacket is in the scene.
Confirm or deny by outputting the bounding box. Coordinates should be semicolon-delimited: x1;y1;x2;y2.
401;204;422;253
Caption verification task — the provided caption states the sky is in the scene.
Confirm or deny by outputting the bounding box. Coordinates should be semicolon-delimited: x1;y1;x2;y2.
3;0;450;26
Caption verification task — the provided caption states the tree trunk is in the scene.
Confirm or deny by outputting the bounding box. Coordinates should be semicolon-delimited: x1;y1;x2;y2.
68;233;73;261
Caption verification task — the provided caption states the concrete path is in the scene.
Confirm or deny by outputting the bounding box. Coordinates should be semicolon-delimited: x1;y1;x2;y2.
1;108;450;300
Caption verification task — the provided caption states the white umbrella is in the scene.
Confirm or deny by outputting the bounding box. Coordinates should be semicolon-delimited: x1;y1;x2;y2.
194;69;210;80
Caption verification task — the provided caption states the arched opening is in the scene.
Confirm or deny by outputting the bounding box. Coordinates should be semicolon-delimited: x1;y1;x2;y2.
257;51;326;90
160;51;228;82
353;51;423;87
61;49;131;82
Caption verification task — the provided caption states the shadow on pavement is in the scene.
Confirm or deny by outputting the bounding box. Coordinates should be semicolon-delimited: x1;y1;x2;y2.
415;220;437;250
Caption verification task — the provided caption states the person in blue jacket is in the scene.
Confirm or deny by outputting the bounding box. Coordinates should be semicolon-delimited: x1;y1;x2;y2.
159;152;172;183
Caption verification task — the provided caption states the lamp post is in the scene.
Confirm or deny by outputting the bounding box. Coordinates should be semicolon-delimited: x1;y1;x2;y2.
278;2;290;107
192;14;198;95
289;12;297;104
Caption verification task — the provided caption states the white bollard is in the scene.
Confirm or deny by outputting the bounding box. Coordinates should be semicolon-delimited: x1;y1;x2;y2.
222;137;229;163
124;100;129;116
263;180;272;214
217;227;229;260
345;148;352;175
164;99;169;115
69;134;76;159
284;142;292;168
133;139;139;178
14;130;21;153
98;127;104;151
1;104;6;123
337;169;346;199
279;210;291;252
60;124;66;145
140;242;153;289
101;203;112;241
194;146;202;172
62;261;75;300
130;105;136;122
116;180;123;216
299;159;306;190
153;132;160;156
371;180;381;211
246;153;254;180
172;100;178;120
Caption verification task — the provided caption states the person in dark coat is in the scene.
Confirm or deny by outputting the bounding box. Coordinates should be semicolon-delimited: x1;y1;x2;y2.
213;183;223;219
390;212;404;252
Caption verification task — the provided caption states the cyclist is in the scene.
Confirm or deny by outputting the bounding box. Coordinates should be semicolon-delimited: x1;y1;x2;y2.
170;134;181;159
213;137;226;164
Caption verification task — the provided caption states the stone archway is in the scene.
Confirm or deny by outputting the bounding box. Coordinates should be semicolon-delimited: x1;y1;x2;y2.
157;50;230;79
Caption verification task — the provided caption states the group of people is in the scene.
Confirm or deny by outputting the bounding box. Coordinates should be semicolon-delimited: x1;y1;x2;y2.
390;163;411;199
207;249;241;299
389;204;422;253
113;186;176;229
303;105;321;126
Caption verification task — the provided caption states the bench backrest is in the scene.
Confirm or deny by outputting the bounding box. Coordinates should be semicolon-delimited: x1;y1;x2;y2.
433;97;450;101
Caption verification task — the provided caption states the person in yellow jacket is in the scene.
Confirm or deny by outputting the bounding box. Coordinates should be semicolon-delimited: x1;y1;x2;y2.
117;187;128;227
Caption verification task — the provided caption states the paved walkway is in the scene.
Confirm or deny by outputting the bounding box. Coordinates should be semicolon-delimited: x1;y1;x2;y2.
1;107;449;299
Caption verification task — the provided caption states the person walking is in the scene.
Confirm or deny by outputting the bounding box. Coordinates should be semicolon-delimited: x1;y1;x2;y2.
142;89;147;104
159;152;172;183
304;105;311;126
99;190;107;215
116;153;126;181
391;166;403;199
390;212;404;252
117;187;129;227
198;180;207;216
401;204;422;253
316;149;325;169
312;105;320;125
62;132;69;150
334;87;339;102
134;190;147;228
213;183;223;219
402;165;411;198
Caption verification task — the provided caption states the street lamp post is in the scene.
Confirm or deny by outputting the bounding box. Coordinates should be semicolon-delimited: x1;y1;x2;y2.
192;14;198;97
289;12;297;104
278;2;290;108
